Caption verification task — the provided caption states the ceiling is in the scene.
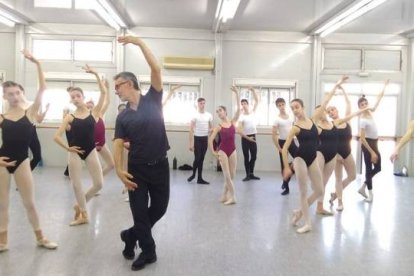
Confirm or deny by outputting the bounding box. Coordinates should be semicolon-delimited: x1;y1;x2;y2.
1;0;413;35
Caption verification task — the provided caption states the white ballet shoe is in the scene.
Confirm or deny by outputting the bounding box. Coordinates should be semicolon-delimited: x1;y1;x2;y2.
358;185;367;199
336;204;344;212
296;224;312;234
329;193;336;206
365;191;373;203
37;238;58;250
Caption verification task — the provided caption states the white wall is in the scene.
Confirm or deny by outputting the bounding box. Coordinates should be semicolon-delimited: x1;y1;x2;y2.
2;24;413;173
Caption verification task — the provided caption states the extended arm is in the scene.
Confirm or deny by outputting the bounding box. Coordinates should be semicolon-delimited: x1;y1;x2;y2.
391;120;414;162
23;49;46;120
118;36;162;92
231;86;241;123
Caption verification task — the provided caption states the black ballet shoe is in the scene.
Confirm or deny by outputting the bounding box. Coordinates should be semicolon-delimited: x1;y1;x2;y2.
197;179;210;185
281;188;289;196
242;176;250;181
249;174;260;180
187;175;195;182
120;230;136;260
131;252;157;271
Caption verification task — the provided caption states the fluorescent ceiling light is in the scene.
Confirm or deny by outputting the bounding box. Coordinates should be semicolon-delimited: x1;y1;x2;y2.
215;0;240;23
91;0;127;30
313;0;389;37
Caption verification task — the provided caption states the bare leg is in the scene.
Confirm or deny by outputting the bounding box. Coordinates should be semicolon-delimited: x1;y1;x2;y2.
334;154;356;210
68;153;87;210
98;144;114;176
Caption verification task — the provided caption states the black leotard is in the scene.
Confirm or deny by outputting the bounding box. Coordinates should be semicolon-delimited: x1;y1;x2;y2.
295;122;319;167
336;123;352;159
0;112;34;174
69;113;96;160
317;126;338;163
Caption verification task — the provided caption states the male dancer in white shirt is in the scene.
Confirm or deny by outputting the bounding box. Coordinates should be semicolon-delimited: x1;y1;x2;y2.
188;98;213;184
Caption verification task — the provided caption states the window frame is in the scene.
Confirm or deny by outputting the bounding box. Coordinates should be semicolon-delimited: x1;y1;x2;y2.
233;78;297;129
136;75;203;127
30;35;116;65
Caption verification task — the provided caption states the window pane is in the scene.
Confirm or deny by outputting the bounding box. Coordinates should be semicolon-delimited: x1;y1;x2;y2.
74;41;113;62
33;40;72;60
34;0;72;8
42;81;71;122
323;82;400;136
163;85;199;124
238;85;295;127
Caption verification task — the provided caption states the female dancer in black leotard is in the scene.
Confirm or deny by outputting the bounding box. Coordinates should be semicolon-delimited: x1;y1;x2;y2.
327;86;370;211
282;99;323;234
54;65;106;226
0;50;57;252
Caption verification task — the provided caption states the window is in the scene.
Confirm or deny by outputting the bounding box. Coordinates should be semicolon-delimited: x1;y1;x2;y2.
138;76;202;125
33;40;72;60
32;39;114;62
234;79;296;127
42;80;102;122
322;82;400;137
74;41;113;62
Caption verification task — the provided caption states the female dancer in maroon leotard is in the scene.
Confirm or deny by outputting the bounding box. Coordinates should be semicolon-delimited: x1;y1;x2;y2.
209;86;249;205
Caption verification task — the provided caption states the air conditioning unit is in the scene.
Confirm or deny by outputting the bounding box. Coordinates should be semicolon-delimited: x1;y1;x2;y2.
163;56;215;70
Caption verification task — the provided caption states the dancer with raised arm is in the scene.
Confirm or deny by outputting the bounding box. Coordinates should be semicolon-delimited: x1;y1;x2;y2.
0;50;57;252
54;65;106;226
272;98;297;195
282;99;323;234
113;36;170;271
357;80;389;203
209;86;242;205
239;87;260;181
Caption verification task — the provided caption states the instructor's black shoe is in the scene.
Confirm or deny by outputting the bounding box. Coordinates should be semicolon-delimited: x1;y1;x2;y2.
120;230;136;260
281;188;289;196
250;175;261;180
197;179;210;185
242;176;250;181
131;252;157;271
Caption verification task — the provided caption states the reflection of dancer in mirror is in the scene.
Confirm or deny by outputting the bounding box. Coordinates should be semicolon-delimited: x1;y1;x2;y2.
54;65;106;226
327;84;370;211
0;50;58;252
272;98;297;195
282;99;323;234
188;97;213;184
357;80;389;203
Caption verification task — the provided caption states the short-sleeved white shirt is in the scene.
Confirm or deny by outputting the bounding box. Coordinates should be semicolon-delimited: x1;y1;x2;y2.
239;113;257;135
273;115;294;140
191;111;212;136
360;117;378;139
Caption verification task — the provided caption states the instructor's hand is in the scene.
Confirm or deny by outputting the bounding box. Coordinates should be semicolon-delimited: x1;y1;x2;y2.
117;170;138;191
